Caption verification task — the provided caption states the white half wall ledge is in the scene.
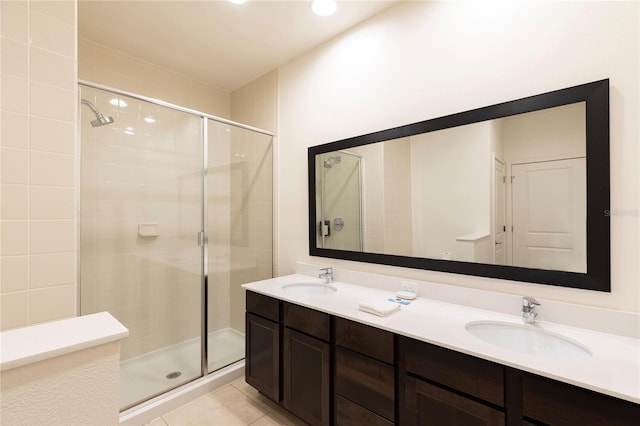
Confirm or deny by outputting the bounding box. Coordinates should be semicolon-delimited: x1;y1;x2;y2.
0;311;129;372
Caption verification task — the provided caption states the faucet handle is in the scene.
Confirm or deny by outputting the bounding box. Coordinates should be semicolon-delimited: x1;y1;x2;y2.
523;296;540;307
319;267;333;283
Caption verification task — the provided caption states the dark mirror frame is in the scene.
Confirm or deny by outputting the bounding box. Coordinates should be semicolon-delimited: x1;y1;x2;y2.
308;79;610;291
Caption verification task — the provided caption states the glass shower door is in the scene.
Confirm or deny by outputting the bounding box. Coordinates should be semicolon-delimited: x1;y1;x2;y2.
317;151;363;251
206;119;273;372
79;85;203;409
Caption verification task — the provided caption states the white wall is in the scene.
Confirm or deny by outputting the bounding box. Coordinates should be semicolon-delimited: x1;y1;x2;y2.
502;103;586;163
410;122;492;261
277;1;639;312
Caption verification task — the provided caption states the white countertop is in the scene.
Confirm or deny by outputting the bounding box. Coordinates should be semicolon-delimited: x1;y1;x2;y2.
0;312;129;372
243;274;640;404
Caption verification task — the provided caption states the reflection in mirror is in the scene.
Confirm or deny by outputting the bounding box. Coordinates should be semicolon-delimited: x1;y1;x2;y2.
309;79;610;291
316;151;363;251
316;103;586;273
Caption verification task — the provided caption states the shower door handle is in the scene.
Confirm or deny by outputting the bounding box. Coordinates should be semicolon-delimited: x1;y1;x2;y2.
198;231;206;246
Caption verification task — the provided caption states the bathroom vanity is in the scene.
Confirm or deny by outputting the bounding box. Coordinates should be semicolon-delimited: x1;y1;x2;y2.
244;273;639;426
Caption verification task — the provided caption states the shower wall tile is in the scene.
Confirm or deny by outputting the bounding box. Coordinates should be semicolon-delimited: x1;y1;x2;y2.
118;55;158;85
30;47;75;89
30;82;75;122
0;1;29;43
30;116;75;154
79;38;231;119
230;70;278;132
1;38;29;78
30;151;75;187
1;111;29;149
1;184;29;220
1;256;29;293
1;147;29;184
30;220;75;253
1;74;29;114
1;221;29;256
28;283;76;324
30;186;75;219
0;291;29;330
78;39;96;80
30;1;76;26
0;0;78;331
29;9;75;58
30;252;75;288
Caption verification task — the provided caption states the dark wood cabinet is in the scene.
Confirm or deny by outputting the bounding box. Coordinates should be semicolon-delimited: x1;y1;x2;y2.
245;312;280;401
334;318;396;424
246;291;639;426
336;394;394;426
400;336;506;426
402;337;504;408
245;292;281;402
335;347;395;421
404;375;505;426
282;302;331;425
283;327;331;426
521;372;640;426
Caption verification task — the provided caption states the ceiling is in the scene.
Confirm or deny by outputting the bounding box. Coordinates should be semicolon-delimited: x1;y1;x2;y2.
79;0;398;92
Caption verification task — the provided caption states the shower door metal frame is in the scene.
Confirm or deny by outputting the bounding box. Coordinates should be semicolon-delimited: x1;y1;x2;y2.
77;80;275;399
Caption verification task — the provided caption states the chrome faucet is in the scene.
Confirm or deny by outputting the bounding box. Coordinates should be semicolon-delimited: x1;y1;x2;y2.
522;297;540;324
319;267;333;283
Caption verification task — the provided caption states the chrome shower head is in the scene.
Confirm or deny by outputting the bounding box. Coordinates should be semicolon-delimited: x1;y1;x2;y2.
91;115;114;127
323;156;341;169
81;99;115;127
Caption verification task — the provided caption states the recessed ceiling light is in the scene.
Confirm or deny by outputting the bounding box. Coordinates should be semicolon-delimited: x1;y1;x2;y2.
124;127;135;135
109;98;128;108
144;116;156;123
311;0;337;17
229;0;248;4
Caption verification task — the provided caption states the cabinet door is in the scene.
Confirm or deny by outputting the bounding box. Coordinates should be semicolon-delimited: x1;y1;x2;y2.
245;313;280;401
283;328;330;426
405;376;505;426
522;373;640;426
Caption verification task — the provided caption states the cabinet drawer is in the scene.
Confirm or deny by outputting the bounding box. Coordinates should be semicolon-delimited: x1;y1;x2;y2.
335;317;394;363
336;347;395;421
404;375;504;426
402;337;504;407
246;291;279;322
522;373;640;426
284;303;330;341
336;395;394;426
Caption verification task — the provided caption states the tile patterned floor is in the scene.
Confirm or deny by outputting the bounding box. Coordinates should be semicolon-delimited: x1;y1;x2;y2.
146;378;307;426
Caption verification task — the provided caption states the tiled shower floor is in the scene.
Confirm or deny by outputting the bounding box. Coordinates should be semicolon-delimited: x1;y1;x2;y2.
145;378;305;426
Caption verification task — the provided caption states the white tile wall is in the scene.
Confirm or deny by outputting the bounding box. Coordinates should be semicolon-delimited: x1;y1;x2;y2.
0;0;78;330
78;38;231;119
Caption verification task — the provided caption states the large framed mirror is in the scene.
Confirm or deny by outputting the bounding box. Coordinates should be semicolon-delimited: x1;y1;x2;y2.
308;79;610;291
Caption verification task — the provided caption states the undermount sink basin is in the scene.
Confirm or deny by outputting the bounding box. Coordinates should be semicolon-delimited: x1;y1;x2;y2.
465;321;592;360
281;282;337;296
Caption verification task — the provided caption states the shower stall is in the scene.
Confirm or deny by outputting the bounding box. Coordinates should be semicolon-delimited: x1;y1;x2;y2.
78;83;273;410
316;151;363;251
